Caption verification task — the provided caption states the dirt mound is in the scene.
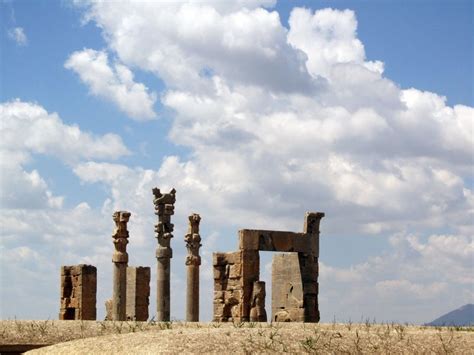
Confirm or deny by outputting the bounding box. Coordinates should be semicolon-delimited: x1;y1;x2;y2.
25;322;474;354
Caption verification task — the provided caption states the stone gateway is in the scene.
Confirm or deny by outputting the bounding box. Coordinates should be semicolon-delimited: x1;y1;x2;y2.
213;212;324;322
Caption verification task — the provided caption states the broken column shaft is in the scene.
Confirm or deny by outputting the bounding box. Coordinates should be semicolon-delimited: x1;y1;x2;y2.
152;187;176;322
112;210;131;321
185;213;202;322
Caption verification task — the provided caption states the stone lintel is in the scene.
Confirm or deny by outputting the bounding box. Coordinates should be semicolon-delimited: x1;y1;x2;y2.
239;229;318;255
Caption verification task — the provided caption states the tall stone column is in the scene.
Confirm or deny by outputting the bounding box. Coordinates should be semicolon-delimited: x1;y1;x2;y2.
185;213;201;322
152;187;176;322
112;211;130;321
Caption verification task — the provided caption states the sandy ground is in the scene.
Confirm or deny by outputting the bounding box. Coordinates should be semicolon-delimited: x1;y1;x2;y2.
1;320;472;354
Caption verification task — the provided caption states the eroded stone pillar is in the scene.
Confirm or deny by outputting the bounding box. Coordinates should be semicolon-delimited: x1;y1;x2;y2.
112;211;130;321
126;266;151;321
250;281;267;322
213;250;260;322
59;264;97;320
152;187;176;321
185;213;201;322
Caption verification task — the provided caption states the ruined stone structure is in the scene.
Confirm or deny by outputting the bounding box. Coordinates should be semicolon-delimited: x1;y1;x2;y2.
111;211;130;321
59;264;97;320
213;212;324;322
126;266;150;321
152;187;176;321
213;250;259;322
250;281;267;322
185;213;202;322
105;299;113;321
272;253;306;322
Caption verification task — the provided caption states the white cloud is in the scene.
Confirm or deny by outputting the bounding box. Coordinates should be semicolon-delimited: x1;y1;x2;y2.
0;99;129;209
8;27;27;46
0;203;113;319
375;279;448;301
0;99;130;162
77;2;317;93
65;49;157;120
319;233;474;322
288;8;365;77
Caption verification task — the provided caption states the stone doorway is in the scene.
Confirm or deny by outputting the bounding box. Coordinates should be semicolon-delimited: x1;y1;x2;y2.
213;212;324;323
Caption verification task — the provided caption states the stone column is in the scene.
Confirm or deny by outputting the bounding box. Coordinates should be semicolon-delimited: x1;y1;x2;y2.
112;211;130;321
185;213;201;322
152;187;176;321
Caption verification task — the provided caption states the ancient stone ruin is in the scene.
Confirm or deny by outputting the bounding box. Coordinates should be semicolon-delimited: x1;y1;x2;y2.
152;187;176;321
111;210;130;321
126;266;150;321
272;253;317;322
105;266;151;321
185;213;202;322
59;264;97;320
250;280;267;322
58;184;323;324
213;212;324;322
106;211;151;321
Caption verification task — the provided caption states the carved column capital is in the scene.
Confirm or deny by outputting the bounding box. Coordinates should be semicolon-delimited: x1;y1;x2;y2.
112;211;130;264
152;188;176;259
185;213;202;266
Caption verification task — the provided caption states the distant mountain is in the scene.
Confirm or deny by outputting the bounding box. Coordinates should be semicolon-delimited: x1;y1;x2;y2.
426;304;474;326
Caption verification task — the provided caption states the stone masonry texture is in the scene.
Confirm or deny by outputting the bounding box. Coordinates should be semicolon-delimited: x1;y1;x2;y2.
213;212;324;323
59;264;97;320
126;266;151;321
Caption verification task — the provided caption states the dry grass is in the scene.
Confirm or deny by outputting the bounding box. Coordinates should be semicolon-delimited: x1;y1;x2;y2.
1;320;473;354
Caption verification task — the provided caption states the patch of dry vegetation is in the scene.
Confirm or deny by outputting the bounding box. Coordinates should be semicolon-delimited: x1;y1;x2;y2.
0;319;160;345
1;320;472;354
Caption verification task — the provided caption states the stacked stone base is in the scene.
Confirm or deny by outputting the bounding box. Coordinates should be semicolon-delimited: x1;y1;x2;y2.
126;266;150;321
59;264;97;320
213;250;259;322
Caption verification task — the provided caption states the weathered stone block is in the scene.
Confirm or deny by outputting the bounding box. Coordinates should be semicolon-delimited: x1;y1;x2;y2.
228;264;241;279
213;265;226;280
213;251;240;266
105;299;113;320
303;212;325;234
59;264;97;320
239;229;318;254
126;266;150;321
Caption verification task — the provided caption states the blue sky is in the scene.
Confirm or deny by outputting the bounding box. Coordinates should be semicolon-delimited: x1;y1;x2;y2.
1;0;472;324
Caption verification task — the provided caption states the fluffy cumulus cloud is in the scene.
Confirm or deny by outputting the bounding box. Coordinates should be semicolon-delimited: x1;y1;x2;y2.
0;99;129;210
2;1;472;322
320;233;473;322
76;1;316;93
65;49;157;120
8;27;28;46
0;203;115;319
